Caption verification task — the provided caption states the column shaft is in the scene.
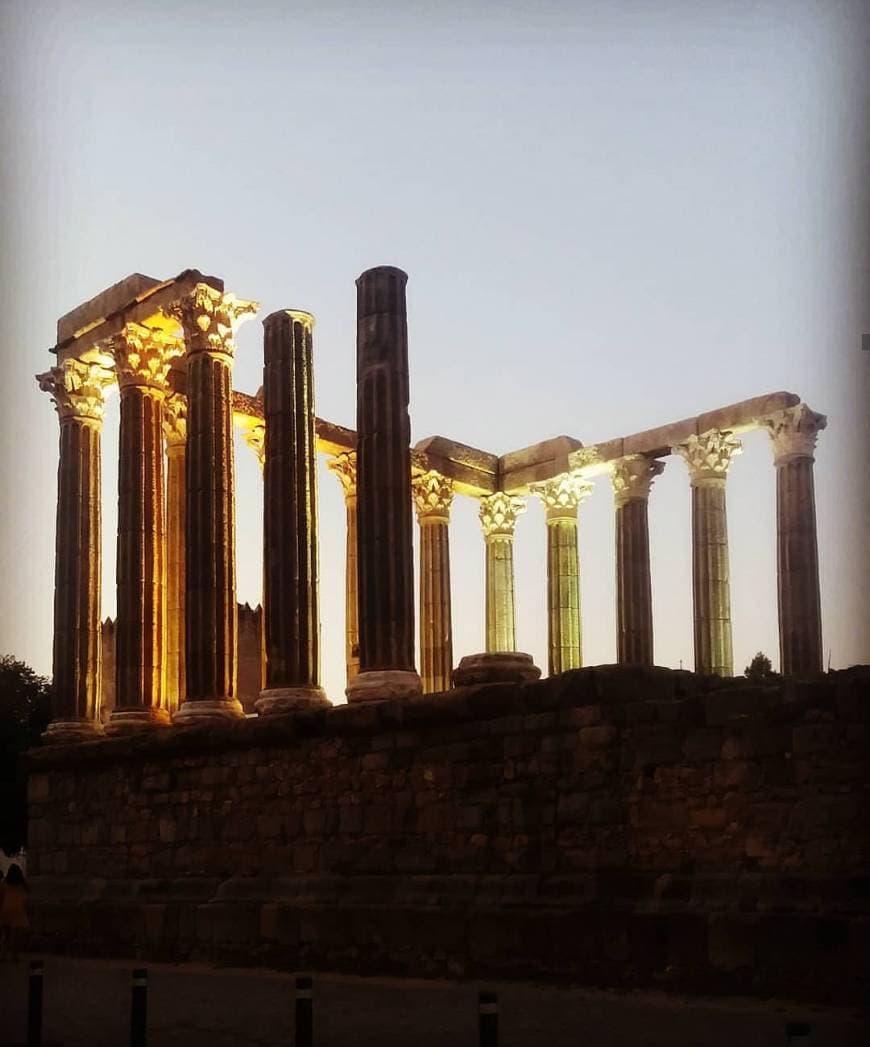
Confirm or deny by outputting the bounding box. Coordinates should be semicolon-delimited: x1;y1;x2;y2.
345;494;360;682
486;538;516;652
692;481;733;675
164;436;186;712
546;516;581;674
776;458;822;674
615;499;654;664
419;519;453;691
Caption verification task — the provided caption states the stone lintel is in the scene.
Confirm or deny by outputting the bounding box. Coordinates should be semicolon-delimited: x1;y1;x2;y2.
497;436;583;493
413;436;498;496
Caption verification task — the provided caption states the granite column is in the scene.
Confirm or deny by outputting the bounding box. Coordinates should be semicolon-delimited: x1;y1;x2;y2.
328;452;360;686
412;470;455;693
163;392;187;714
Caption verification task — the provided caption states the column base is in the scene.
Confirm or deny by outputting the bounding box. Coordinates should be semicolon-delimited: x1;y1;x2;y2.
43;720;104;745
453;652;542;687
345;669;422;703
172;698;246;723
255;686;330;715
104;708;171;734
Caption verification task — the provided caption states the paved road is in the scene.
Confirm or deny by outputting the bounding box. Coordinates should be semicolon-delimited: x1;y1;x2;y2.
0;955;867;1047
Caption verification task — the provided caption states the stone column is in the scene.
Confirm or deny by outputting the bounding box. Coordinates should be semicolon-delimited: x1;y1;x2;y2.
347;266;422;702
107;325;183;731
762;404;827;675
37;359;114;741
172;285;258;721
412;470;455;693
163;392;187;714
243;421;265;471
480;492;526;653
673;430;742;676
531;472;593;675
611;455;665;665
257;309;328;713
328;452;360;685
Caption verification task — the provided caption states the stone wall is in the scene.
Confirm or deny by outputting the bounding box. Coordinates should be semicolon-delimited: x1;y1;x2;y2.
26;666;870;1003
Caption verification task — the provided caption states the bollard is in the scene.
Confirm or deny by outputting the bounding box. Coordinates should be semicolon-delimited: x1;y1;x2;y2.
27;959;43;1047
130;968;148;1047
478;990;498;1047
786;1023;812;1046
295;975;313;1047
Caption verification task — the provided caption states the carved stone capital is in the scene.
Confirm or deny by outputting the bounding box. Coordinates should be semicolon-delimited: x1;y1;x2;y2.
673;430;742;485
611;455;665;507
169;284;259;361
162;392;188;449
479;492;526;540
568;446;603;474
761;404;827;464
244;422;265;469
112;323;184;391
530;471;593;521
328;452;357;503
36;358;115;425
412;470;454;522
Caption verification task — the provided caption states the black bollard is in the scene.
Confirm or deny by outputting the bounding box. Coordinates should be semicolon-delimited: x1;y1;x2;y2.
295;975;313;1047
478;990;498;1047
27;959;43;1047
130;968;148;1047
786;1023;812;1046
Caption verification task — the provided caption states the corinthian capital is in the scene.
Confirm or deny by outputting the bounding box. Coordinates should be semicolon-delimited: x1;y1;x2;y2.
36;358;115;425
479;492;526;540
761;404;827;464
169;284;259;360
163;392;187;448
611;455;665;507
244;422;265;470
412;470;454;522
112;323;184;391
530;471;593;521
673;430;742;485
328;452;357;502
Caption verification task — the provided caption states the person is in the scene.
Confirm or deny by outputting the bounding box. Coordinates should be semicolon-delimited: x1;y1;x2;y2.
0;863;29;962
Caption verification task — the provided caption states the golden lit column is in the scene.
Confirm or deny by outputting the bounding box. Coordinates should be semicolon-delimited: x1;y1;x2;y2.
37;360;114;741
163;392;187;714
480;492;527;652
243;421;265;471
257;310;328;713
173;285;258;721
107;325;183;731
412;470;455;693
673;430;742;677
762;404;827;675
530;472;593;675
611;455;665;665
328;451;360;686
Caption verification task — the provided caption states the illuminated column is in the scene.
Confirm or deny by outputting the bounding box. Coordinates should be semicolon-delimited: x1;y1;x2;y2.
257;309;327;713
673;430;741;677
163;392;187;714
762;404;827;675
413;470;455;693
328;452;360;685
531;472;592;675
243;421;265;471
611;455;665;665
173;284;258;721
37;360;114;741
480;492;526;652
347;266;422;702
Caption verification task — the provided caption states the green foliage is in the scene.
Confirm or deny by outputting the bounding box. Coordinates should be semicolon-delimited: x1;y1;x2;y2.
0;655;52;855
744;651;777;680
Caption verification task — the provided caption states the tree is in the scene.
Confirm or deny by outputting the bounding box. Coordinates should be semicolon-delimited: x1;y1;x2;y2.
744;651;777;680
0;655;52;855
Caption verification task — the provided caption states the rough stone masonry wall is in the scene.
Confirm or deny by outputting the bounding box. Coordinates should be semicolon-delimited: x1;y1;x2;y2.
26;666;870;1004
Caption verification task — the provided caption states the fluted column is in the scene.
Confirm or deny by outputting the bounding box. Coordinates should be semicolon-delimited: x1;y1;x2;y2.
106;325;183;731
163;392;187;714
673;430;742;676
531;472;593;675
173;284;258;720
347;266;422;702
257;310;327;713
480;492;526;652
762;404;827;675
413;470;455;693
611;455;665;665
328;452;360;686
37;360;114;741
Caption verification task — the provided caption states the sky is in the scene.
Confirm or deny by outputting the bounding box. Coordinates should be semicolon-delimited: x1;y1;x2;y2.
1;0;867;704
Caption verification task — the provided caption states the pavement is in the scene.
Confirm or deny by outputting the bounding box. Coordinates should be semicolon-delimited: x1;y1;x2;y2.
0;954;867;1047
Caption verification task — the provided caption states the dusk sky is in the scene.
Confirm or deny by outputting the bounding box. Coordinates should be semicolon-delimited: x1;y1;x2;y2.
1;0;867;703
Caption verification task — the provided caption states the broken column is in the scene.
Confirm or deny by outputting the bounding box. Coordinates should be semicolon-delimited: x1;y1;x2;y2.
37;359;114;741
611;455;665;665
328;451;360;686
762;404;827;675
256;310;328;713
673;430;741;676
412;469;455;693
347;266;422;701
